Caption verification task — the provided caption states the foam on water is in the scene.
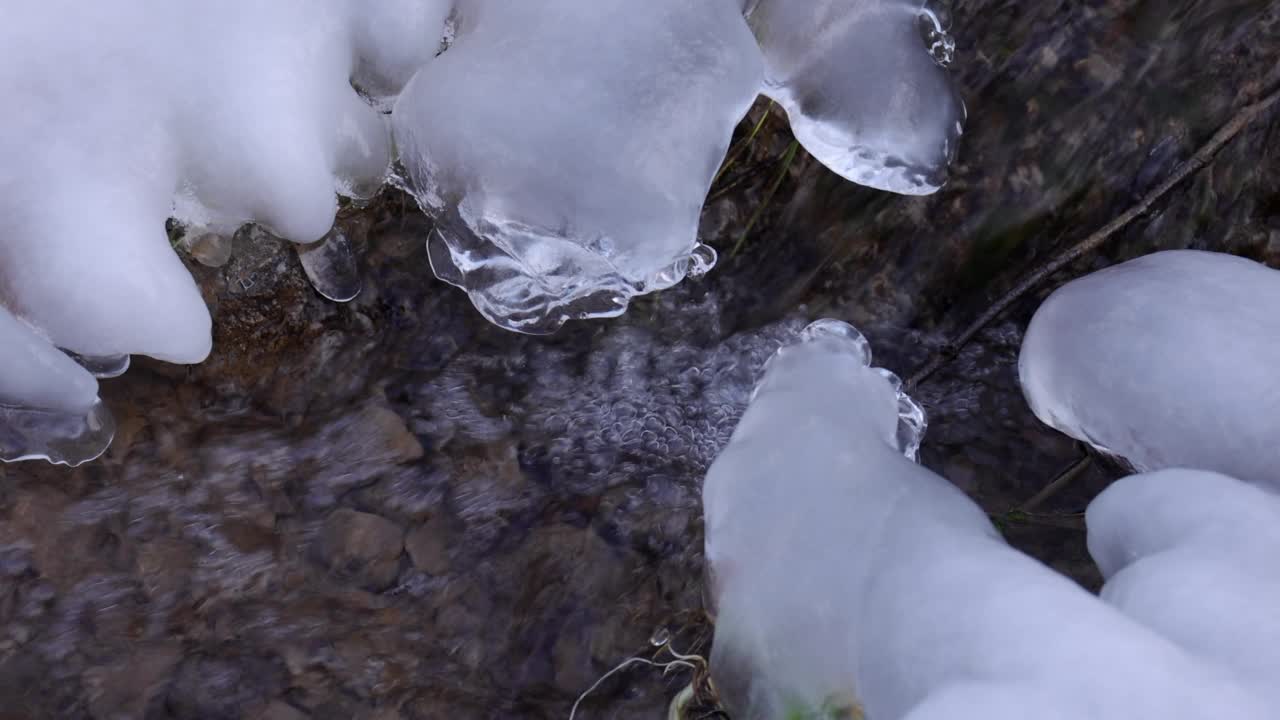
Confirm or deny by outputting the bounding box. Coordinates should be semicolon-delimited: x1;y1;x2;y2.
297;227;363;303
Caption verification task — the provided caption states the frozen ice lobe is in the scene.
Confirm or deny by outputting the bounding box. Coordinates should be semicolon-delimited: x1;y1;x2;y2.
704;319;1268;720
0;306;115;466
1019;250;1280;489
1087;469;1280;707
0;306;98;415
392;0;763;333
747;0;965;194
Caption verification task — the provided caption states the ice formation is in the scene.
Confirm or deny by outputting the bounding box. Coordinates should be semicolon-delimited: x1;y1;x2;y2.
0;1;450;464
297;227;364;303
1088;468;1280;707
391;0;763;333
4;0;969;464
746;0;966;194
1019;250;1280;489
703;319;1269;719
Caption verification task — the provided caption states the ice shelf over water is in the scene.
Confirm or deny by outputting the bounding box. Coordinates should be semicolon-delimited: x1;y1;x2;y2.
703;319;1271;720
746;0;966;194
1019;250;1280;489
391;0;763;333
4;1;967;464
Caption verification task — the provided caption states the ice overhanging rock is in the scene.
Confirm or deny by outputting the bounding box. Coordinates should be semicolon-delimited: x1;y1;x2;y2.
390;0;762;333
1;0;965;464
391;0;967;333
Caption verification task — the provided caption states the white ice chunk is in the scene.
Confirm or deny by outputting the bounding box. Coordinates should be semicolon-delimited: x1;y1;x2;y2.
0;166;213;364
747;0;965;194
164;2;397;241
1087;469;1280;706
0;305;98;415
704;320;1268;719
2;0;449;462
1019;250;1280;489
392;0;763;333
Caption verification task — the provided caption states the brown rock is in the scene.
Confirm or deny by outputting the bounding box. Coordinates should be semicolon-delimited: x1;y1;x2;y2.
317;509;404;590
404;517;450;575
251;700;309;720
83;643;182;720
359;405;424;464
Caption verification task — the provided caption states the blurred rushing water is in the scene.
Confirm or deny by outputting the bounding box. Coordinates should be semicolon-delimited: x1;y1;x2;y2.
2;1;1279;717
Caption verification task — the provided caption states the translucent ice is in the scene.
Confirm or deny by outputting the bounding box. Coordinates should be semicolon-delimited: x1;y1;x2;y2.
392;0;763;333
0;306;114;466
0;401;116;467
0;305;98;415
704;320;1268;719
64;352;131;380
1019;250;1280;489
1088;469;1280;707
296;227;363;303
746;0;966;194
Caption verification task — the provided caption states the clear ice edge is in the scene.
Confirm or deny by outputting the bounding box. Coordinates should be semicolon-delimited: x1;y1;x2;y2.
426;218;718;335
784;318;926;460
0;400;116;467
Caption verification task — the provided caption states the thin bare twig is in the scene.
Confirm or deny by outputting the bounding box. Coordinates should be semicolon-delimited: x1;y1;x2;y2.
569;656;698;720
1019;453;1092;512
907;87;1280;390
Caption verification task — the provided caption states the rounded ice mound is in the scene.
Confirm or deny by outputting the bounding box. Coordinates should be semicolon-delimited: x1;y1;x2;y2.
747;0;966;194
751;319;926;458
391;0;764;334
703;319;1272;720
1087;469;1280;707
1019;250;1280;489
